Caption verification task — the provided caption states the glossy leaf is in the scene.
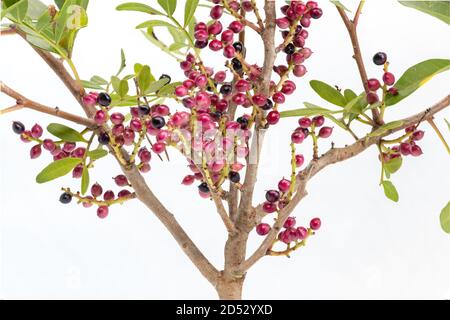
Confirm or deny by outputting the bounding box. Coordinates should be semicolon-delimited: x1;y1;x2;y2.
157;82;181;97
384;157;403;174
398;1;450;25
184;0;199;27
382;181;399;202
386;59;450;106
27;0;48;19
116;2;164;15
3;0;28;21
81;166;89;195
310;80;347;107
90;75;108;85
36;157;82;183
440;202;450;233
47;123;87;142
81;80;103;90
116;49;126;76
158;0;177;16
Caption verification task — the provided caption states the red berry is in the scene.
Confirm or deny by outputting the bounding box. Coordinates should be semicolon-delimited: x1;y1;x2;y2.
383;72;395;86
182;175;195;186
411;145;423;157
43;139;56;152
278;179;291;193
412;130;424;141
366;92;379;104
262;202;277;213
114;174;129;187
297;227;308;240
103;190;115;201
281;80;296;95
210;5;223;19
295;154;305;168
209;39;223;51
229;21;243;33
30;144;42;159
31;124;43;138
256;223;271;236
310;217;321;230
367;78;381;91
318;126;333;138
298;117;312;128
291;131;305;144
94;110;107;125
312;115;325;127
272;92;285;104
400;142;411;155
91;183;103;197
267;110;280;125
152;142;166;154
97;206;109;219
284;217;296;228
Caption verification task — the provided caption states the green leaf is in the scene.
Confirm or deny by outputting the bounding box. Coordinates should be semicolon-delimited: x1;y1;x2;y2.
280;102;336;118
158;0;177;16
398;1;450;25
47;123;87;142
88;149;108;160
36;157;82;183
116;2;164;15
184;0;199;27
310;80;347;107
118;79;129;97
146;78;170;94
116;49;126;76
445;119;450;132
169;42;187;51
3;0;28;21
138;65;152;92
111;76;121;94
344;92;367;114
344;89;357;103
81;166;89;195
157;81;181;97
331;0;351;12
386;59;450;106
382;181;399;202
136;19;177;29
27;0;48;19
384;157;403;174
90;75;108;85
368;121;404;137
439;202;450;233
81;80;103;90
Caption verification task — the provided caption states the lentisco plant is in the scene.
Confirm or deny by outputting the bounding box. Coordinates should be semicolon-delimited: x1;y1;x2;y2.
1;0;449;299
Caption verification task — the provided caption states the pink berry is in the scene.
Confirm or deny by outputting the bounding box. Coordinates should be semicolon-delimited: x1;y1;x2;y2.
103;191;115;201
31;124;43;138
30;144;42;159
412;130;424;141
91;183;103;197
297;227;308;240
400;142;411;155
110;113;125;125
209;39;223;51
291;131;305;144
152;142;166;154
295;154;305;167
94;110;107;125
272;92;285;104
182;175;195;186
366;92;379;104
229;21;243;33
114;174;129;187
298;117;312;128
411;145;423;157
210;5;224;19
262;202;277;213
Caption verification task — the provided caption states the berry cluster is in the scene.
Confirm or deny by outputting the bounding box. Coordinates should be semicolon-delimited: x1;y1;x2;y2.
366;52;399;105
382;126;425;161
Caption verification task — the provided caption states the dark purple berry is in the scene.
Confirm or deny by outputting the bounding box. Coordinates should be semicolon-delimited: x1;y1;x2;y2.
373;52;387;65
97;92;112;107
265;190;280;203
198;182;210;193
151;116;166;129
98;132;110;145
12;121;25;134
59;192;72;204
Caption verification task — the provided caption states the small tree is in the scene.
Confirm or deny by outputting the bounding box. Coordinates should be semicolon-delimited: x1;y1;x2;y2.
1;0;449;299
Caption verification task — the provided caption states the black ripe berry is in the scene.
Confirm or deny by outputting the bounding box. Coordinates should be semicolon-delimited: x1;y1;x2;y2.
265;190;280;203
229;171;240;183
301;128;309;137
233;42;243;53
12;121;25;134
151;116;166;129
284;43;295;55
195;40;208;49
210;111;222;121
159;74;171;84
138;104;151;116
198;182;210;193
59;192;72;204
261;99;273;111
220;83;233;96
98;132;110;145
373;52;387;65
231;58;243;71
97;92;112;107
237;116;249;129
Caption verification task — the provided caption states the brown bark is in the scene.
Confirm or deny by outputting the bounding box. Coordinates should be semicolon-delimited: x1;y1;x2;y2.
215;273;245;300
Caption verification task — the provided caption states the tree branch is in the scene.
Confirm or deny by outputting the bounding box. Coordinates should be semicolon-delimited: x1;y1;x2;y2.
0;82;96;128
13;30;221;286
239;94;449;273
336;4;383;126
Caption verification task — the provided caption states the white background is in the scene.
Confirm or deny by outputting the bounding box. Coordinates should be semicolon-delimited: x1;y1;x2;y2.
1;0;449;299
